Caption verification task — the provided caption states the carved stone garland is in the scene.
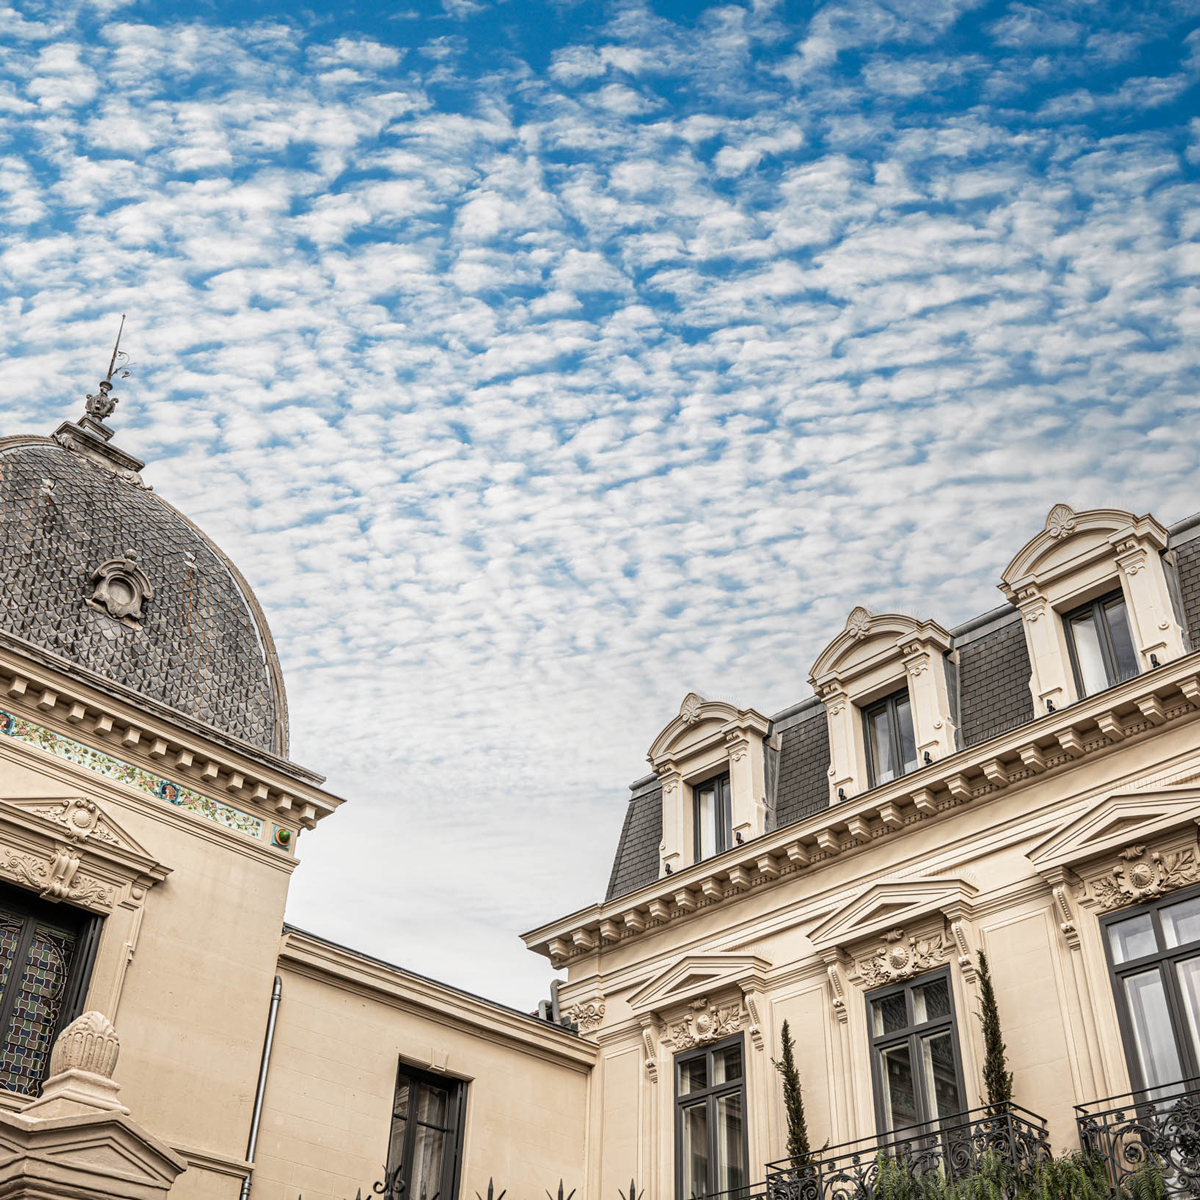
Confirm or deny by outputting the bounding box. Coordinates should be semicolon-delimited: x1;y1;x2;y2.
661;996;744;1052
564;1001;605;1033
0;798;116;909
855;927;950;988
1076;843;1200;912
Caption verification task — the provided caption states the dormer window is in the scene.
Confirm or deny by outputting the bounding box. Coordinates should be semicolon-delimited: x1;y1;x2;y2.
1064;590;1140;698
694;774;732;862
864;689;918;788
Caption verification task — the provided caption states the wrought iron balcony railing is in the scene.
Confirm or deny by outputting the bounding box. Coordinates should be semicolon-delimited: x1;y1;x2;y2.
764;1102;1052;1200
1075;1075;1200;1197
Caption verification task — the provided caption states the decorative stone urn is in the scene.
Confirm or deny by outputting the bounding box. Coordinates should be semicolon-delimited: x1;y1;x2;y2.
0;1011;187;1199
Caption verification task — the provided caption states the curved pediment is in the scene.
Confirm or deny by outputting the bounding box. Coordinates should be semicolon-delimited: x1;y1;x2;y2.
1000;504;1167;591
648;693;760;764
809;608;951;688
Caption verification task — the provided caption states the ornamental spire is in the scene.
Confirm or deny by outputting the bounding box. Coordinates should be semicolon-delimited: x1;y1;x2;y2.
81;314;131;437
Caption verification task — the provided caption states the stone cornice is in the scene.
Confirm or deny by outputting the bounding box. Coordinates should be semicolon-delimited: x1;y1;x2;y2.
523;652;1200;964
278;929;596;1071
0;646;342;840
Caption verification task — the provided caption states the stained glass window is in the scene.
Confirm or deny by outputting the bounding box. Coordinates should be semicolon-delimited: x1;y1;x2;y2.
0;886;94;1096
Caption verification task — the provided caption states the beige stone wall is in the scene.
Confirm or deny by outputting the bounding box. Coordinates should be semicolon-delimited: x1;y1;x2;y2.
549;696;1200;1189
252;934;594;1200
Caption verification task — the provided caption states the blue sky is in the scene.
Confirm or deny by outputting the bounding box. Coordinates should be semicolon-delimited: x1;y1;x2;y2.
3;0;1199;1008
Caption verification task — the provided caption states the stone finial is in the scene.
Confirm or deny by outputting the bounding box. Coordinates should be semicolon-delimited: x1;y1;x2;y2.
1044;503;1077;540
49;1010;120;1079
845;606;872;640
679;692;704;724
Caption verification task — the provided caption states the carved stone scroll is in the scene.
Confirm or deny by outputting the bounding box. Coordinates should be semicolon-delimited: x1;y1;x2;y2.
856;928;949;988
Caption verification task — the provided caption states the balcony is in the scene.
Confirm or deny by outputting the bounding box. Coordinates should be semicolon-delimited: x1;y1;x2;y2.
763;1102;1051;1200
1075;1076;1200;1198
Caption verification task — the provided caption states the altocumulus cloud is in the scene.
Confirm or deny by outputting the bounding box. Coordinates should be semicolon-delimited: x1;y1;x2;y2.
1;0;1199;1005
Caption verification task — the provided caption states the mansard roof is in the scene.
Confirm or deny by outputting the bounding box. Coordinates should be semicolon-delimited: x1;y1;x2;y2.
604;510;1200;903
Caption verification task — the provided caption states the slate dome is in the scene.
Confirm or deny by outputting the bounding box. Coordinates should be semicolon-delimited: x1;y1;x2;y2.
0;423;288;757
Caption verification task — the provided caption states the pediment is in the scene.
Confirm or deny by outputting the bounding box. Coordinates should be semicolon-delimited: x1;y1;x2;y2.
1029;787;1200;873
628;952;770;1015
809;876;977;952
648;693;769;766
810;609;951;688
0;796;154;861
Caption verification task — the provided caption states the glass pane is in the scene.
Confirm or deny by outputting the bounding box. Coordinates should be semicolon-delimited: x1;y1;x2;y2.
681;1102;709;1198
712;1043;742;1084
1123;968;1184;1090
894;695;917;776
1109;913;1158;964
696;785;716;861
868;706;896;783
1162;897;1200;949
912;978;951;1024
1176;956;1200;1070
410;1123;446;1200
416;1082;450;1128
879;1042;920;1131
679;1057;707;1095
716;1091;746;1193
394;1080;410;1119
1104;597;1139;683
1070;611;1108;696
0;916;22;994
387;1114;407;1172
872;992;908;1036
0;923;78;1095
921;1030;963;1122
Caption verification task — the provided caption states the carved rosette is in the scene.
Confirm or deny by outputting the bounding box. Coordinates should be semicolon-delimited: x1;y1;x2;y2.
565;1001;605;1033
856;928;950;988
1079;843;1200;911
661;996;744;1051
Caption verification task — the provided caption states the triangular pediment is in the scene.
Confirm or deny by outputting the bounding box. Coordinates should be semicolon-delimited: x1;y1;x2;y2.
1029;787;1200;872
809;876;977;951
628;952;771;1015
0;795;155;859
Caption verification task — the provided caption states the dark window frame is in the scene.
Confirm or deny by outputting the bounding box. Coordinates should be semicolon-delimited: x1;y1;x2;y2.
674;1032;748;1200
0;880;101;1096
1062;588;1140;700
866;967;967;1135
387;1060;468;1200
862;688;918;790
1100;882;1200;1093
692;772;732;863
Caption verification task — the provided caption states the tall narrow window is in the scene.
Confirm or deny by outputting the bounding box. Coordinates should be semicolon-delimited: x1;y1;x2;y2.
675;1035;746;1200
863;690;918;788
1103;887;1200;1095
693;774;731;863
0;883;99;1096
387;1062;467;1200
868;971;966;1134
1064;590;1139;698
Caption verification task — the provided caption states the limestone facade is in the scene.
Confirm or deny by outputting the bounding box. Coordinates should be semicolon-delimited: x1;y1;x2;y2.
0;385;1199;1200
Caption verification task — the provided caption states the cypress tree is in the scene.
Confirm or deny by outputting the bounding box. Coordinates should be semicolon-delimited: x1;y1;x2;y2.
977;949;1014;1110
772;1019;812;1168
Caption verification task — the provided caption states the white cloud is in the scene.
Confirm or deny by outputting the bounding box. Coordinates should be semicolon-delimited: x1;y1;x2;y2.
1;0;1198;1007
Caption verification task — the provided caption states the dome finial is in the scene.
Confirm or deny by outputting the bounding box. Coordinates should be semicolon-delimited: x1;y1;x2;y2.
81;314;131;440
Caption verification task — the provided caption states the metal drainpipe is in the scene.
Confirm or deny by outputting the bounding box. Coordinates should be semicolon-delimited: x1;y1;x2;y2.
240;975;283;1200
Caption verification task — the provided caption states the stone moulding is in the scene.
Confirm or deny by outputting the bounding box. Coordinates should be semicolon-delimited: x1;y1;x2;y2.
524;653;1200;965
0;708;264;839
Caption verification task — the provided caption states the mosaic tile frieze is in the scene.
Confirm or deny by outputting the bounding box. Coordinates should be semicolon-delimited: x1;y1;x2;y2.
0;710;263;839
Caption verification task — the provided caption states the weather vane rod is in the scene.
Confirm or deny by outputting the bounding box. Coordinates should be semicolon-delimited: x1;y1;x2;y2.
105;313;126;383
83;314;133;432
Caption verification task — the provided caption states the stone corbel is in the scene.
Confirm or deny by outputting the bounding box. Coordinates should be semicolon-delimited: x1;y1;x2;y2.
638;1014;662;1083
740;985;765;1051
821;950;849;1024
948;918;977;984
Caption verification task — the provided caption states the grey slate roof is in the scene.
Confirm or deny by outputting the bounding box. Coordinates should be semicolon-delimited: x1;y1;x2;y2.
605;781;662;902
0;437;286;755
602;512;1200;903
